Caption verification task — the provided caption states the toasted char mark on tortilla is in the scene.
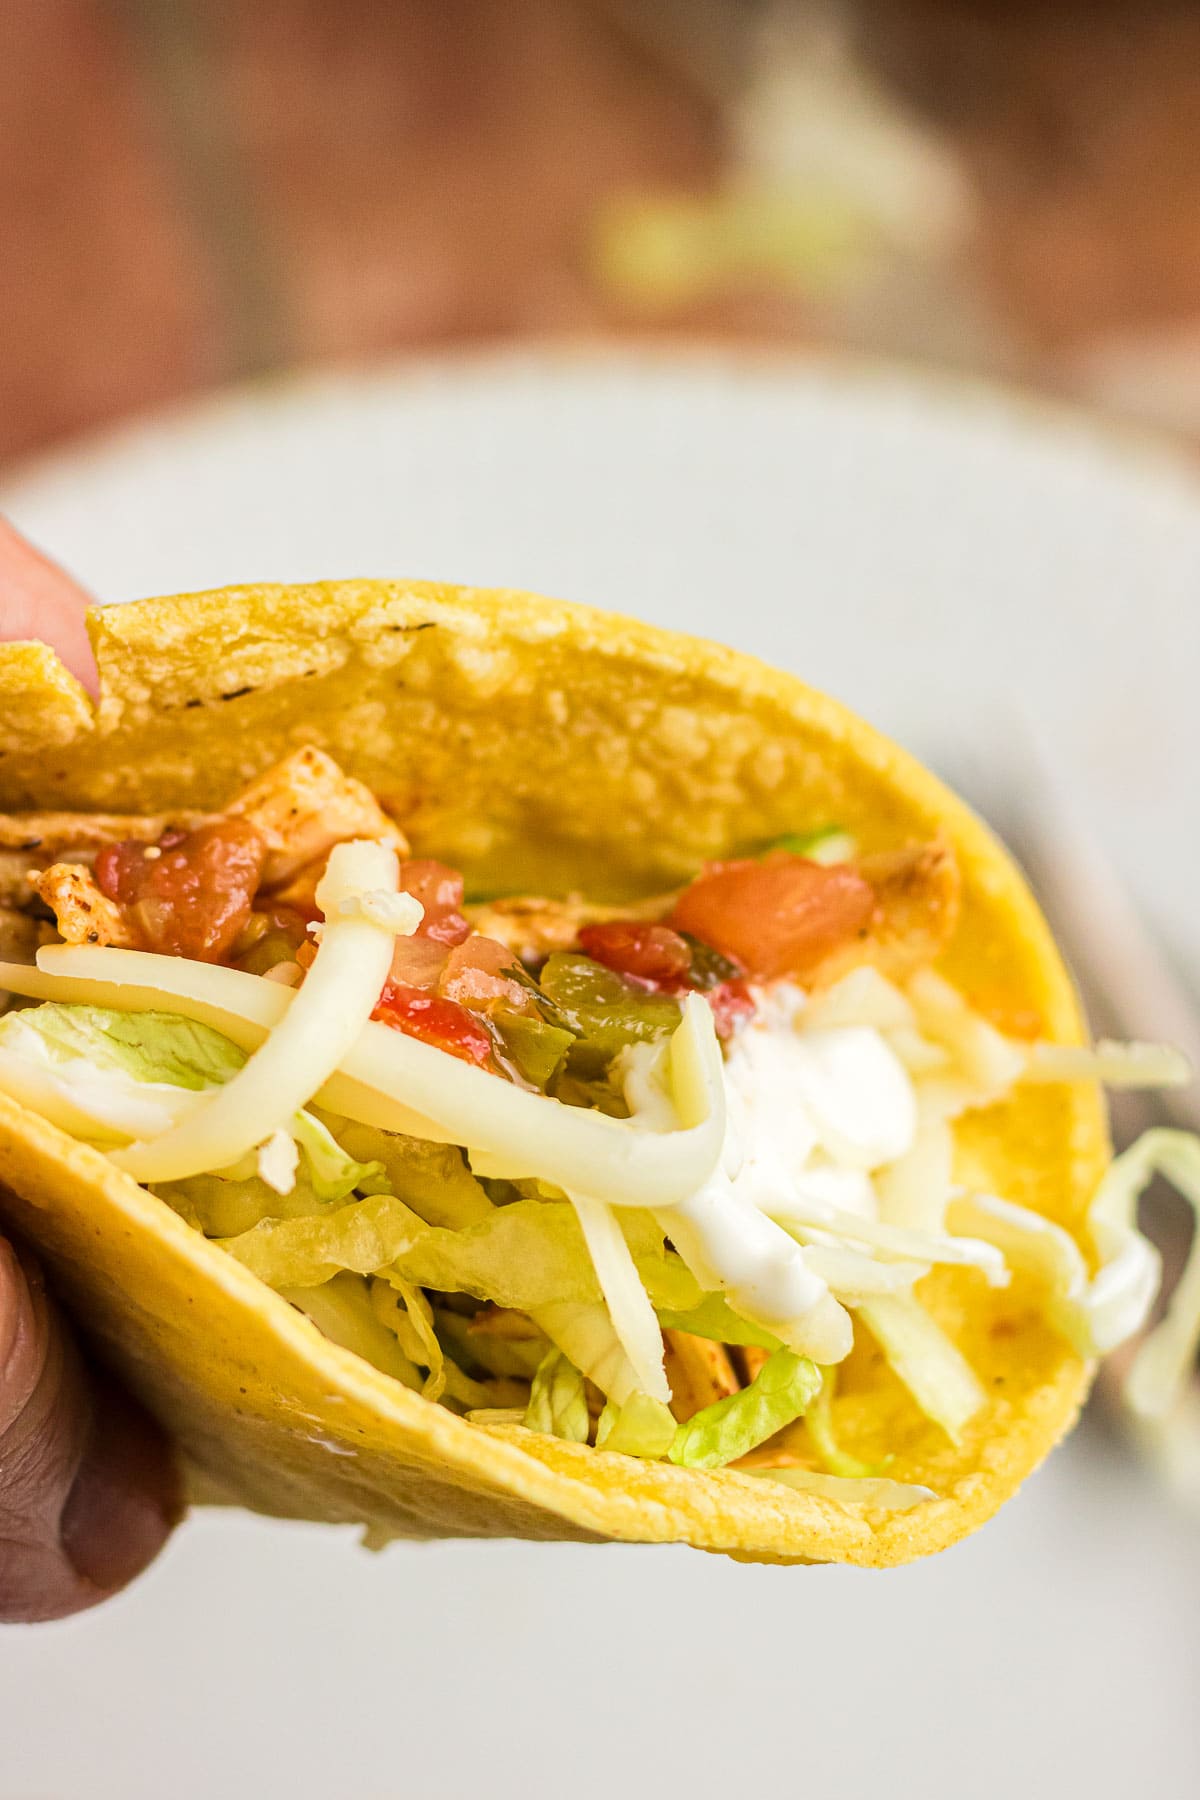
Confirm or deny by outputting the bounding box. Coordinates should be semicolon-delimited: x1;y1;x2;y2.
463;892;671;961
31;863;138;948
664;1329;740;1422
225;746;410;886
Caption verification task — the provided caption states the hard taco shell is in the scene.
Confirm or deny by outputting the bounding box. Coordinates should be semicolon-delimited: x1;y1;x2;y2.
0;582;1107;1564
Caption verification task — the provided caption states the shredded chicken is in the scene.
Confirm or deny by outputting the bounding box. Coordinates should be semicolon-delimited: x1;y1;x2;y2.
0;810;206;854
664;1328;740;1422
0;814;206;908
30;864;138;948
812;839;961;988
464;892;670;962
226;747;409;887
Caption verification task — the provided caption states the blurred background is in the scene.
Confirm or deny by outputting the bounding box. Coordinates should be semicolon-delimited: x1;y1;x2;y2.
2;4;1199;1797
10;0;1200;472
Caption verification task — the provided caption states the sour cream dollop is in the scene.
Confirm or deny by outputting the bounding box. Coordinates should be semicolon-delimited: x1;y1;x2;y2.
633;985;920;1364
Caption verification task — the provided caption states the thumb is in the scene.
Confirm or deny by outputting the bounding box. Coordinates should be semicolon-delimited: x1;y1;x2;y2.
0;1238;180;1623
0;517;98;694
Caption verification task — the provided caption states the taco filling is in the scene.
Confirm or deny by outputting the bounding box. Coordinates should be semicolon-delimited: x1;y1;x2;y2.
0;744;1196;1513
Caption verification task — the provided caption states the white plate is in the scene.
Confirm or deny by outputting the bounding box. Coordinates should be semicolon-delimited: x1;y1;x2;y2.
1;350;1197;1798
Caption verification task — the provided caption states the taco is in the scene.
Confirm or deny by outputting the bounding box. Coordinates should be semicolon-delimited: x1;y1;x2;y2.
0;580;1195;1566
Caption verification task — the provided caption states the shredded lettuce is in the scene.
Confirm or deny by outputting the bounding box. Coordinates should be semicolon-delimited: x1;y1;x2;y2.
280;1273;423;1388
805;1366;887;1479
657;1294;781;1350
221;1193;687;1321
534;1299;643;1405
0;1001;245;1088
595;1392;677;1458
1104;1132;1200;1419
157;1170;328;1237
524;1348;590;1442
765;827;856;865
373;1272;446;1400
290;1110;385;1204
948;1130;1200;1402
308;1111;493;1227
434;1309;548;1381
669;1348;821;1470
855;1294;985;1443
744;1467;935;1510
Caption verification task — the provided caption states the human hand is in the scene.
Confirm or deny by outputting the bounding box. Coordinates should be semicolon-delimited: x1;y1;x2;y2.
0;519;179;1622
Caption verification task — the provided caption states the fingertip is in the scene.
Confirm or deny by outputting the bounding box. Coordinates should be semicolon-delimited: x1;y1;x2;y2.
0;515;99;695
60;1375;182;1595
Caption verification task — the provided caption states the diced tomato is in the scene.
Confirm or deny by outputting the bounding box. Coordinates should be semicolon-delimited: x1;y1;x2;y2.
387;933;450;991
577;920;693;985
373;982;494;1065
96;819;268;963
400;858;471;947
439;934;531;1012
669;853;874;982
705;978;756;1041
399;859;464;911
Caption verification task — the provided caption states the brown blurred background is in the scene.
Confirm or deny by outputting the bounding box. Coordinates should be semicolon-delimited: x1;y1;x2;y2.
7;0;1200;472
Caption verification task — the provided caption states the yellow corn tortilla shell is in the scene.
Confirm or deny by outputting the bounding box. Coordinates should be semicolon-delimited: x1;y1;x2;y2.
0;581;1107;1564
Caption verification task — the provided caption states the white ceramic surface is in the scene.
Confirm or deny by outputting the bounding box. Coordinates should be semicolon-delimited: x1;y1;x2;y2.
0;350;1196;1799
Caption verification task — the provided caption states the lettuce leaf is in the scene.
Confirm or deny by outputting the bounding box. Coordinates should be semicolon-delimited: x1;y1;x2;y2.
280;1273;423;1388
222;1193;691;1313
290;1110;384;1204
657;1294;781;1350
595;1392;677;1458
524;1348;589;1442
0;1002;245;1088
668;1348;821;1469
308;1110;494;1228
434;1309;548;1381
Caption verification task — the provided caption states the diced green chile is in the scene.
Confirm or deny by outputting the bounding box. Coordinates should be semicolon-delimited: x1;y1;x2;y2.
491;1007;575;1090
538;953;682;1076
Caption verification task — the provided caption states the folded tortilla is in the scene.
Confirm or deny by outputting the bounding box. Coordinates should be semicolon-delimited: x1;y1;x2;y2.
0;581;1113;1564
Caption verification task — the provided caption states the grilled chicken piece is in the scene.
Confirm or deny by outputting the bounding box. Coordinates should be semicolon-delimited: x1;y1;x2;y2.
0;810;206;853
30;863;138;948
464;892;670;962
226;747;409;886
663;1328;741;1422
0;813;206;907
812;839;961;988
